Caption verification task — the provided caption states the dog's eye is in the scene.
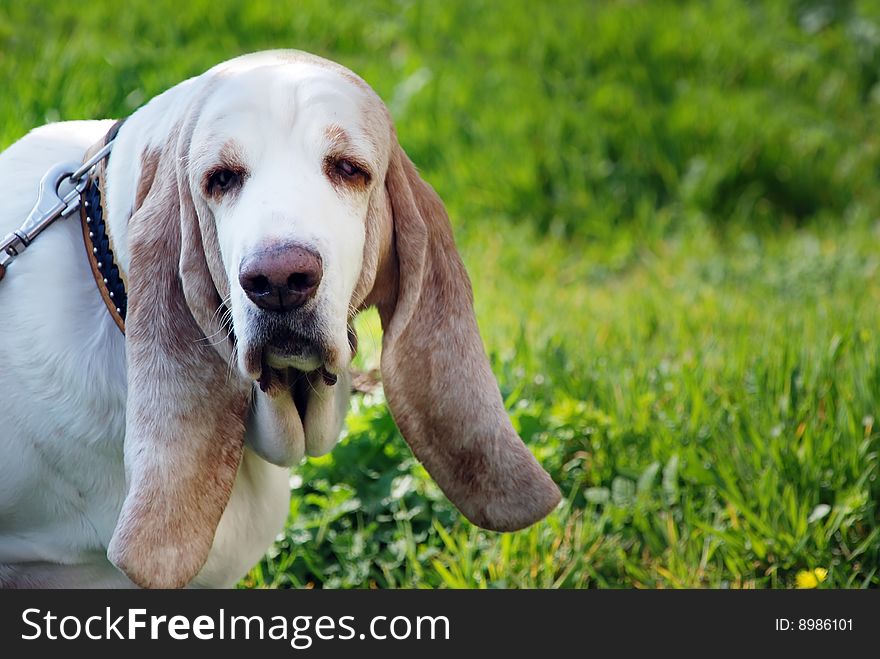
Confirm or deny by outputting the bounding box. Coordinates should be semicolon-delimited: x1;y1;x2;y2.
331;158;371;185
336;159;359;178
206;168;242;196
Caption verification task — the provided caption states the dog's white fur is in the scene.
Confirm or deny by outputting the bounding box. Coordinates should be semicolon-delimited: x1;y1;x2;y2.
0;51;561;588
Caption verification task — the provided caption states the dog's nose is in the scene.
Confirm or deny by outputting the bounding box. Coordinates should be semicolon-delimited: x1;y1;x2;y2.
239;244;323;312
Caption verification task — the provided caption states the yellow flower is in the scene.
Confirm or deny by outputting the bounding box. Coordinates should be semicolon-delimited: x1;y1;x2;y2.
795;568;828;589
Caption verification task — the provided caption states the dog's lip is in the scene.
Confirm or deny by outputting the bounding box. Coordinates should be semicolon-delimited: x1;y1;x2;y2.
243;331;320;376
242;326;345;386
264;344;322;371
258;348;315;393
255;344;339;393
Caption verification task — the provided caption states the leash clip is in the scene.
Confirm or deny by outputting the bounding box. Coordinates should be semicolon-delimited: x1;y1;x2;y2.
0;160;89;280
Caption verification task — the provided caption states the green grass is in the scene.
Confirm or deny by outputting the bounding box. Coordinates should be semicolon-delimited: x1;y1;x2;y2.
2;0;878;588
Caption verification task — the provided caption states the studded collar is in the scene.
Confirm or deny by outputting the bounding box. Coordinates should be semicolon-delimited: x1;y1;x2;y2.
80;120;127;334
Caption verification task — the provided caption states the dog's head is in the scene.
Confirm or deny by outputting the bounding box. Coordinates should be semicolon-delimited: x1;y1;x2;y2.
107;51;561;588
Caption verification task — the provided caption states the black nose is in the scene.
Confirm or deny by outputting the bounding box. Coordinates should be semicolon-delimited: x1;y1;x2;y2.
239;244;323;312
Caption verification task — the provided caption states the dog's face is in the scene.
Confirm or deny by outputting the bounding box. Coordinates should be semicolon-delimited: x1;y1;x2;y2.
189;62;388;387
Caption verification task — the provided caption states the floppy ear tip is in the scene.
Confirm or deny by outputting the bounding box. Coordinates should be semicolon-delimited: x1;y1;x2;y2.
471;468;562;533
108;527;204;589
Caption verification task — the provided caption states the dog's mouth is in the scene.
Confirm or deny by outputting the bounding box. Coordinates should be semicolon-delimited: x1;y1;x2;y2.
251;332;338;403
257;350;338;395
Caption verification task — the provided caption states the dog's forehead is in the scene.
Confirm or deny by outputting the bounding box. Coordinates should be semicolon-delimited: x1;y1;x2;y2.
197;56;389;153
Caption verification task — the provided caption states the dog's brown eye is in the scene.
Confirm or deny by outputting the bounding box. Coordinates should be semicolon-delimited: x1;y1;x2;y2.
336;159;357;177
334;158;370;183
206;168;241;195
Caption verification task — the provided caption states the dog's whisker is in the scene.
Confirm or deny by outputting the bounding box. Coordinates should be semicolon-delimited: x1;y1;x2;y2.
224;336;239;385
204;328;234;348
198;294;236;345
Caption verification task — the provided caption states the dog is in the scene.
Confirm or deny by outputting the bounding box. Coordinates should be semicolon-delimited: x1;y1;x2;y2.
0;51;560;588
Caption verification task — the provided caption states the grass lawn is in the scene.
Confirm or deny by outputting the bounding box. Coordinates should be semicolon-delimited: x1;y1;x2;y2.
1;0;878;588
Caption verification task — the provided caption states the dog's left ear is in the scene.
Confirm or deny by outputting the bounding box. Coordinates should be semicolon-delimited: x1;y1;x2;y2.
365;141;561;532
107;117;250;589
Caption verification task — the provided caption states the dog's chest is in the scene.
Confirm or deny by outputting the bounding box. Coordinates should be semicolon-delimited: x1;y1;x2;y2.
0;248;129;564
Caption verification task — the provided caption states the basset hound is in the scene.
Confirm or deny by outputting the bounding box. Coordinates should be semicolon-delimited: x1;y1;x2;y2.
0;51;560;588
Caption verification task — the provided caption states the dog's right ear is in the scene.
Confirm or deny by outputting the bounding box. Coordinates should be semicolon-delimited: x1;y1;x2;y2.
107;118;251;589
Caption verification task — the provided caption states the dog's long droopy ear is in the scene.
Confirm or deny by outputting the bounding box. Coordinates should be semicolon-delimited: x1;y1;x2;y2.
107;128;250;589
373;144;561;531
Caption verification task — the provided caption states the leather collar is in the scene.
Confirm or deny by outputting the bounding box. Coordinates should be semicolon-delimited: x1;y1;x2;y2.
80;120;127;333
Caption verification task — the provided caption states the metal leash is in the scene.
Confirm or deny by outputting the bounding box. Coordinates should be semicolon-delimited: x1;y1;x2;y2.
0;141;115;282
